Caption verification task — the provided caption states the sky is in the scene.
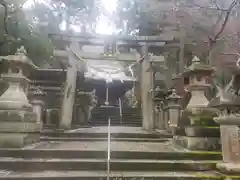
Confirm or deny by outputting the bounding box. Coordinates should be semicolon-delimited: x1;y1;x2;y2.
23;0;117;35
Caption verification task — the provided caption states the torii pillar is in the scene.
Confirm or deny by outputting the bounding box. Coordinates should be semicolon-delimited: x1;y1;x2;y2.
140;45;155;131
59;42;79;129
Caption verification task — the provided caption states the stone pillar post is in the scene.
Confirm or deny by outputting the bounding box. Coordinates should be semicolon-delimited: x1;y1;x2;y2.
75;90;95;126
212;74;240;174
154;86;165;131
214;115;240;174
140;45;155;131
46;109;52;125
32;102;43;123
155;102;164;130
166;89;182;134
163;103;169;130
0;46;40;148
59;42;79;129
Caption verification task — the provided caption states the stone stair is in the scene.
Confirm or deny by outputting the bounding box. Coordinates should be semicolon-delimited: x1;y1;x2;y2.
0;149;223;180
122;107;142;127
40;128;172;142
90;107;121;126
0;126;225;180
90;107;142;127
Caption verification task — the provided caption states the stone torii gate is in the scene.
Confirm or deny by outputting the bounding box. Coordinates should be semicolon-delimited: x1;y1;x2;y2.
50;33;176;130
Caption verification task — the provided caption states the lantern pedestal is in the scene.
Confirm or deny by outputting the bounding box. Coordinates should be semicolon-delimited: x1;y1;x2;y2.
0;110;41;148
214;115;240;174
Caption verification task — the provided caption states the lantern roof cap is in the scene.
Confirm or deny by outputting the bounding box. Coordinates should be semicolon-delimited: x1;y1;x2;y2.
183;56;214;77
2;46;37;69
167;89;182;100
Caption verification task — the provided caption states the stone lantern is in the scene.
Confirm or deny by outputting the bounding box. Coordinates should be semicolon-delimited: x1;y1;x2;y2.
166;89;182;134
211;69;240;174
184;56;213;111
0;46;40;148
175;56;219;150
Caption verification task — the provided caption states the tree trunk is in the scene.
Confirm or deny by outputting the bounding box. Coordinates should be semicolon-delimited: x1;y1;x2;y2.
179;26;186;73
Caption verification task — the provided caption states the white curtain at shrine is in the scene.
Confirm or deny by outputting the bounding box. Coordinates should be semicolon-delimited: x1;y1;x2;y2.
85;59;135;82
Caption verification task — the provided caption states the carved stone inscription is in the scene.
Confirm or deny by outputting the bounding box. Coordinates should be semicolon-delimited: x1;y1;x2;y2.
221;125;240;163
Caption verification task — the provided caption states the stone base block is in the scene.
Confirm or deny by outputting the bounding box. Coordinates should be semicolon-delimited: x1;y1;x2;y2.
0;110;37;122
0;121;42;132
173;135;221;150
217;162;240;174
0;110;40;148
0;133;40;148
185;126;220;137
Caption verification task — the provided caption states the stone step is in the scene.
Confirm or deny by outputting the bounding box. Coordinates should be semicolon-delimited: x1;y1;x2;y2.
122;112;141;114
0;170;223;180
90;119;141;121
89;123;142;127
40;137;170;143
91;118;142;121
0;158;218;171
90;124;142;127
90;118;121;121
122;114;141;116
90;120;122;124
123;114;141;116
90;117;119;118
89;121;142;125
90;118;142;122
91;113;119;115
92;110;119;113
42;132;172;139
122;119;142;121
90;118;120;120
122;110;141;112
0;150;222;160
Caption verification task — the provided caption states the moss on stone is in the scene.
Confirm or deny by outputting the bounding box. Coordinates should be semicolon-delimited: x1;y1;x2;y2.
195;172;223;179
188;151;221;155
225;176;240;179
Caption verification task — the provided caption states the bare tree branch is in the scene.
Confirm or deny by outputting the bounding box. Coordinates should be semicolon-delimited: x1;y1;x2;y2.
212;0;222;11
213;0;238;42
221;52;240;57
211;7;224;35
193;2;229;12
201;0;239;64
216;32;240;41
